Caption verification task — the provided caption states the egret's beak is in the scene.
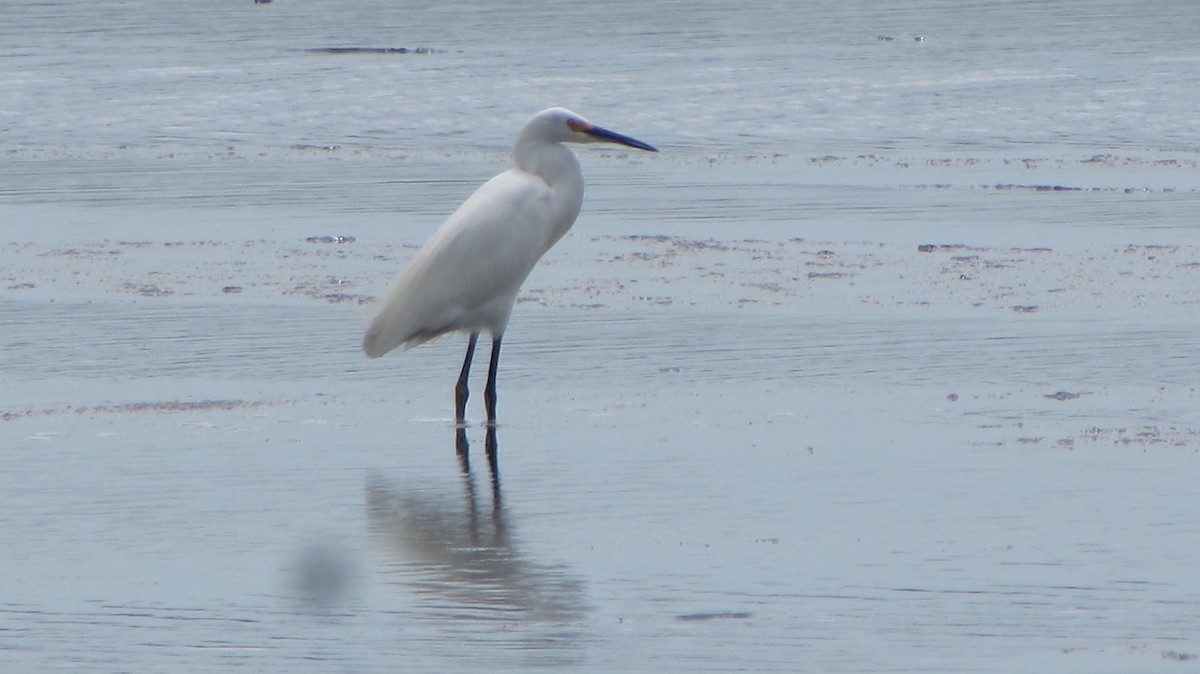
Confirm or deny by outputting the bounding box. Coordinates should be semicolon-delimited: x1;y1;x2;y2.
584;124;658;152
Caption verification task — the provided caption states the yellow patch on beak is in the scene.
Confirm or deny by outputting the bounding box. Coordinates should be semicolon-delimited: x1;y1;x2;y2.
566;119;593;133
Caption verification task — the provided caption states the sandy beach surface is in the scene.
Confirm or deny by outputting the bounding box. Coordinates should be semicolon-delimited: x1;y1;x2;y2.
4;181;1199;672
4;1;1200;670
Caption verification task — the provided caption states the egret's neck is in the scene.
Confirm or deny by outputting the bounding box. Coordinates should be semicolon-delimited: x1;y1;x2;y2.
512;137;583;191
511;138;585;247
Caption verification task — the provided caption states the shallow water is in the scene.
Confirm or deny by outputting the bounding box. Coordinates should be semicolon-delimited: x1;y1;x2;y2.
3;1;1200;672
4;295;1199;672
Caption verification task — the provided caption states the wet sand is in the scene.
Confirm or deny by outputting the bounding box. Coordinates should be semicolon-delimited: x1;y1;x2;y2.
3;218;1198;672
5;0;1200;668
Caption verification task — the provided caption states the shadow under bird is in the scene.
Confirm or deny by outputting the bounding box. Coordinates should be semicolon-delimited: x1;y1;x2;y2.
362;107;657;426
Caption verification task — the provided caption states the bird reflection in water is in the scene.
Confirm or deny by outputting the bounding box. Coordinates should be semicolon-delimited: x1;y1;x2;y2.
366;428;585;630
455;423;497;467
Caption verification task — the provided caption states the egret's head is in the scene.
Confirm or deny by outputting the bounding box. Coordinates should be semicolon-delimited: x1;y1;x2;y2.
522;107;658;152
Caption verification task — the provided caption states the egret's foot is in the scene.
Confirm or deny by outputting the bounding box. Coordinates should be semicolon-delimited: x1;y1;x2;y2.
483;393;497;428
454;388;469;426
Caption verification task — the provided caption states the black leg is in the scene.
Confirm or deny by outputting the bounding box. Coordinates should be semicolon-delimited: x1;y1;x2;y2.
484;335;502;426
456;332;479;426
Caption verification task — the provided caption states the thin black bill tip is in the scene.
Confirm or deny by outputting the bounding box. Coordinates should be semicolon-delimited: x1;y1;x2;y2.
586;125;658;152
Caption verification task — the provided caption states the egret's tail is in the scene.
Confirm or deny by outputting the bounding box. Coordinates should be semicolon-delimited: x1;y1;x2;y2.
362;314;401;359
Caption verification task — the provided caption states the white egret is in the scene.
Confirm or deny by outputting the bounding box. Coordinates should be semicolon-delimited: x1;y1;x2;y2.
362;107;657;425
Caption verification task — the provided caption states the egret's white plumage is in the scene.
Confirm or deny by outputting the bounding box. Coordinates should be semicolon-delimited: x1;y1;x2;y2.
362;107;656;426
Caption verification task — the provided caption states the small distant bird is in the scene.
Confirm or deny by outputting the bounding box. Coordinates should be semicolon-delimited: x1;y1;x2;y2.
363;108;657;425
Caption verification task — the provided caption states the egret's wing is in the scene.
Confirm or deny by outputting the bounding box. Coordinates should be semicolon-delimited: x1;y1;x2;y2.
363;171;559;357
